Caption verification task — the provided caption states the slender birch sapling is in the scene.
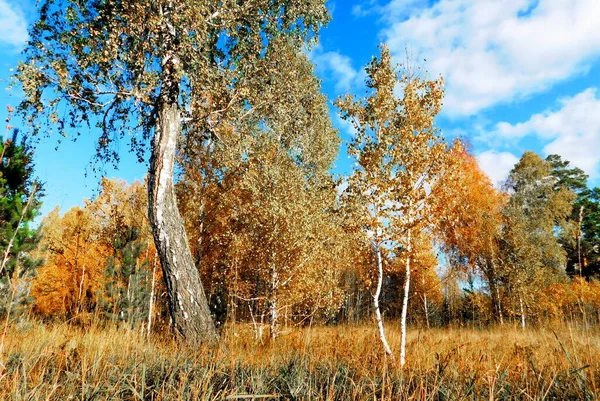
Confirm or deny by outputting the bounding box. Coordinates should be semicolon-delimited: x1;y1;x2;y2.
338;45;449;366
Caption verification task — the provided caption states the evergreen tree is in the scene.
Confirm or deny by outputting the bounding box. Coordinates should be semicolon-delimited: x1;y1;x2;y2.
500;152;575;328
104;225;152;326
578;188;600;277
0;130;43;315
546;154;600;277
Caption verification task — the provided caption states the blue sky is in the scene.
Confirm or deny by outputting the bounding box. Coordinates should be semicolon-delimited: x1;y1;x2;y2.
1;0;600;218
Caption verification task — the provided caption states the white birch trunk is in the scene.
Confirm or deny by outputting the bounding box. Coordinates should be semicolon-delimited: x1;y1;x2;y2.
373;242;394;359
400;228;412;367
497;287;504;325
146;255;157;339
77;263;86;315
519;295;526;330
269;265;279;339
423;290;430;329
147;57;217;344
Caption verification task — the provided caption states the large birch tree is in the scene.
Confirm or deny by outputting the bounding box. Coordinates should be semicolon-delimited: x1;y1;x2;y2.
16;0;329;345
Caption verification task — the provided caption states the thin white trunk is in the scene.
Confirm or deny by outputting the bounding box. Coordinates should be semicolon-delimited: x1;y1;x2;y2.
373;242;394;359
578;205;583;277
127;274;132;322
519;296;526;330
423;293;430;329
146;255;157;339
77;263;86;314
400;228;412;367
269;265;279;339
422;273;430;329
0;183;37;276
497;287;504;326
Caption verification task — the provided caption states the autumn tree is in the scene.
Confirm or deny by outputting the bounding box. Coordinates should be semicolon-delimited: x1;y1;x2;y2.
17;0;330;345
32;207;109;319
176;45;345;338
87;179;157;326
500;152;575;328
387;232;443;328
338;45;450;366
434;141;506;323
32;179;162;327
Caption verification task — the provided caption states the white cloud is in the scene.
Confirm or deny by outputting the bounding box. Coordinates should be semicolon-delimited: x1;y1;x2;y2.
380;0;600;117
491;88;600;178
476;150;519;187
334;112;359;138
309;46;365;93
0;0;28;49
352;0;388;17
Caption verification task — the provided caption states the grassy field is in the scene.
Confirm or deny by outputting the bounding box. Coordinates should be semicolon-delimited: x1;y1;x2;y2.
0;321;598;400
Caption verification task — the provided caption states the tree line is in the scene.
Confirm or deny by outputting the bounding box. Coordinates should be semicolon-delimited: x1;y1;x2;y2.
1;0;599;365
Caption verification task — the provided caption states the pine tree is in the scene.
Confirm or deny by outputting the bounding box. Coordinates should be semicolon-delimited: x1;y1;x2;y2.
0;130;43;315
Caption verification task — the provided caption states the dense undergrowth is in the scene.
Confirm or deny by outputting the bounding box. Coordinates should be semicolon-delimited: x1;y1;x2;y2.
0;321;598;400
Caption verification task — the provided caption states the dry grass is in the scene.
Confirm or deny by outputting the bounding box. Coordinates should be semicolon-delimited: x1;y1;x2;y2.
0;321;599;400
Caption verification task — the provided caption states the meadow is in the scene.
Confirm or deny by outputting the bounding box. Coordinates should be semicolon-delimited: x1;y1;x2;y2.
1;321;598;400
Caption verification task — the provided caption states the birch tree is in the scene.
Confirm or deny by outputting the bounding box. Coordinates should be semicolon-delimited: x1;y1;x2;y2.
16;0;329;345
179;135;346;338
337;45;450;366
175;41;342;337
434;142;506;323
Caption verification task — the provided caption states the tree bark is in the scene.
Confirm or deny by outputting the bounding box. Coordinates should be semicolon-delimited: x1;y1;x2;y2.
519;295;526;330
373;241;394;359
422;279;430;329
269;264;279;339
400;228;412;368
148;94;218;345
146;253;157;339
496;287;504;325
486;240;504;325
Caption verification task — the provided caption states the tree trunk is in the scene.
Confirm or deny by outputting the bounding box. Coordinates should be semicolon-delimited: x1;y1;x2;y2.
400;228;412;368
373;242;394;359
496;287;504;325
146;254;157;339
269;265;279;339
423;289;430;329
77;263;85;315
148;94;217;345
486;241;504;325
519;295;526;330
487;271;503;325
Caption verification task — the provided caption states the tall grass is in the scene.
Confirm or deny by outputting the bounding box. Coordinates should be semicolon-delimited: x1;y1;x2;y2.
0;321;598;400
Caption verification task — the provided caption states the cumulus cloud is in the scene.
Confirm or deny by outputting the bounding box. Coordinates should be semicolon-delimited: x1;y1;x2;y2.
379;0;600;117
491;88;600;178
309;46;365;93
0;0;28;49
476;150;519;188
